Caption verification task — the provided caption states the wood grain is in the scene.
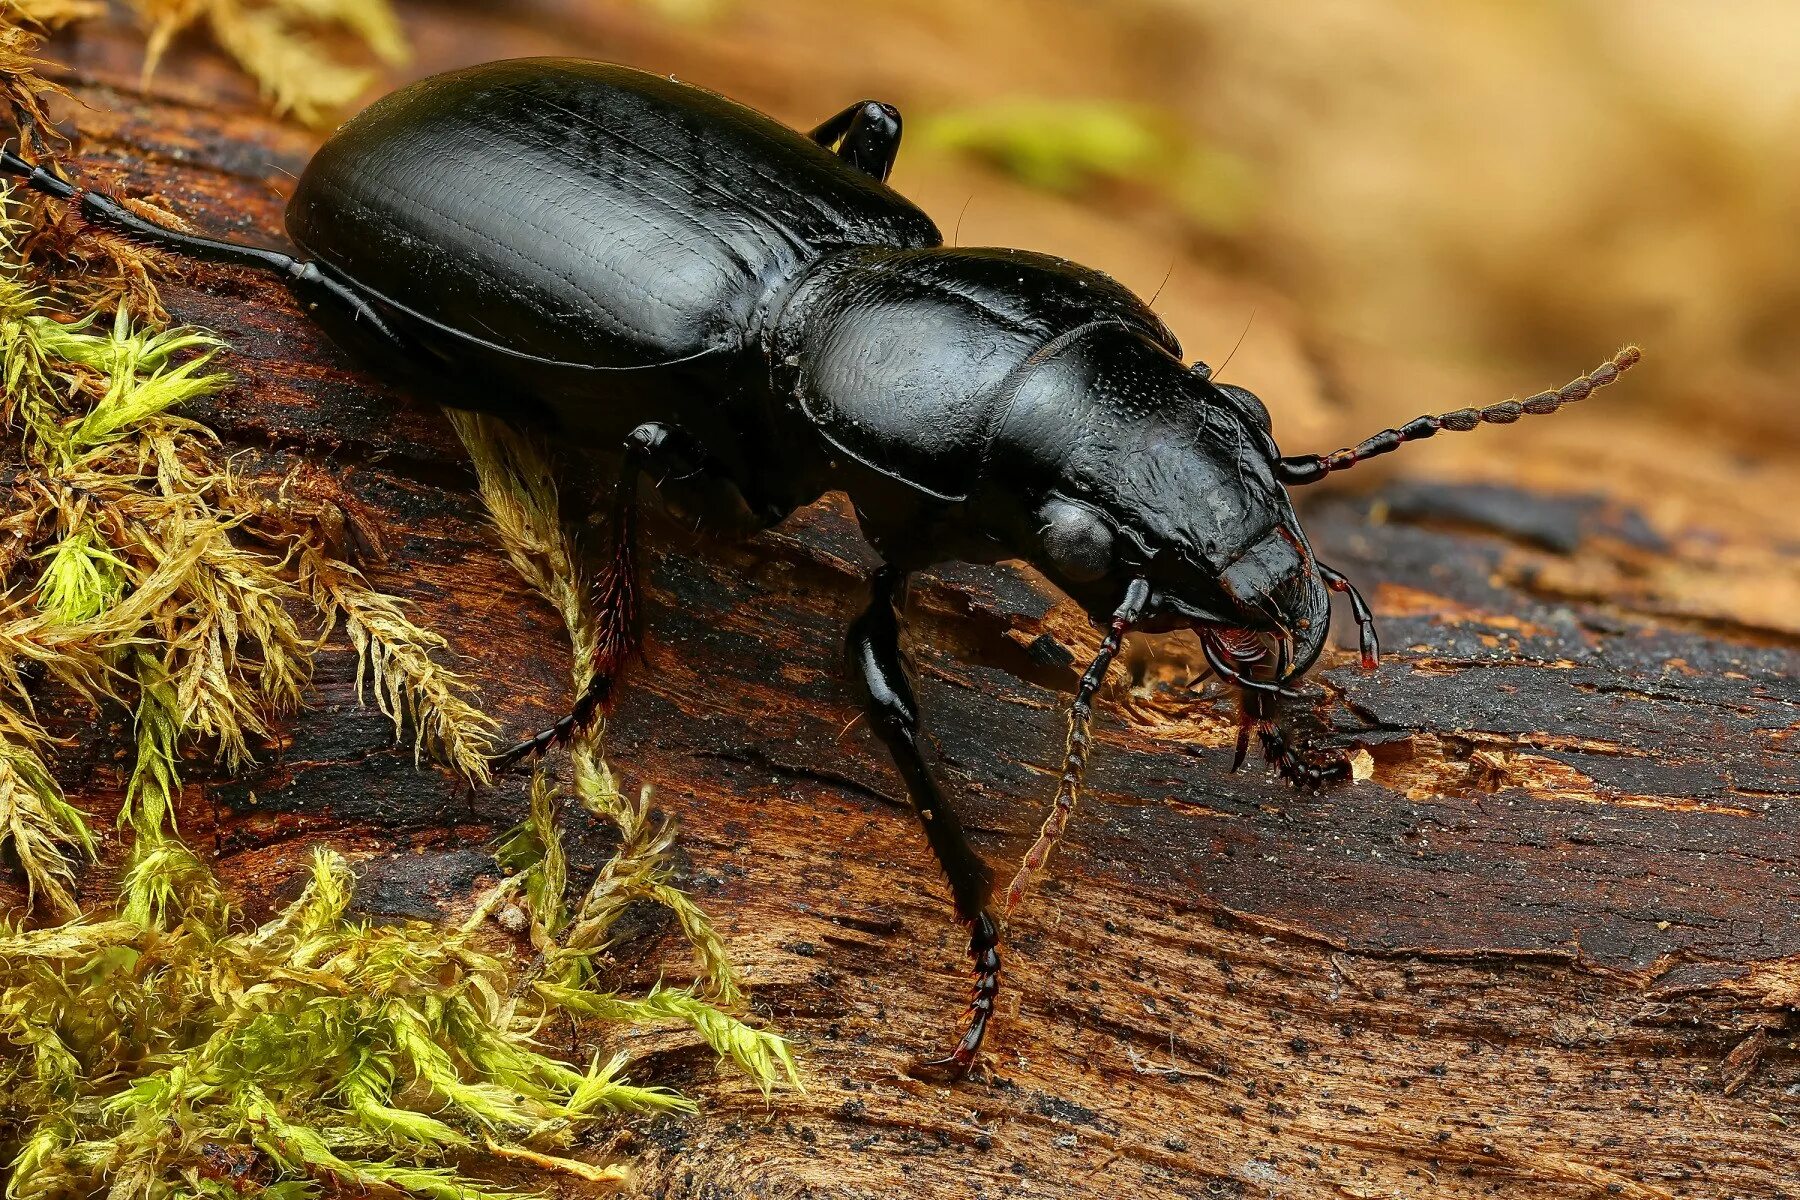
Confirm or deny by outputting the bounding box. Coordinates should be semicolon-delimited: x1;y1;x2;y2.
9;5;1797;1198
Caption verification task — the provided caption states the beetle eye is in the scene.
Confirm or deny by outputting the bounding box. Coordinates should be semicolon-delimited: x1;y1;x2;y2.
1216;383;1273;435
1039;498;1115;583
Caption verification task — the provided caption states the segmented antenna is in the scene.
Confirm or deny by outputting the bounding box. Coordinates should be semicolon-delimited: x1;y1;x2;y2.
1002;579;1149;917
1277;346;1641;486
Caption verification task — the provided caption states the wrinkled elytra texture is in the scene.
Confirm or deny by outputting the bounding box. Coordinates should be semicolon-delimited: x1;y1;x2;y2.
286;59;939;371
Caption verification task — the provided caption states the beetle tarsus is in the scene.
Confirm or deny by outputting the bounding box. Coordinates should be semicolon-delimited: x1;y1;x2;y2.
0;144;410;352
490;676;613;772
916;911;1002;1079
1237;689;1350;793
2;143;290;273
0;143;76;200
1258;720;1351;793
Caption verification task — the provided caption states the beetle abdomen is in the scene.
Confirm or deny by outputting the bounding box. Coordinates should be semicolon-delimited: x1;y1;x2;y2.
286;59;940;371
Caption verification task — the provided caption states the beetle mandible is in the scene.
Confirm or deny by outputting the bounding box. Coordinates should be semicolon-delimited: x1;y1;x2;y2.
1;58;1640;1074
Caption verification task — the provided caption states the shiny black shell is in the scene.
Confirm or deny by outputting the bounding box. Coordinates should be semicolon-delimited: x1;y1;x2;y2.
280;56;1291;606
771;246;1178;504
286;59;939;374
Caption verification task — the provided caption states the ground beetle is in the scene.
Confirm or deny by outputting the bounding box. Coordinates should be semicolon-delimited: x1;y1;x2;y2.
2;58;1639;1074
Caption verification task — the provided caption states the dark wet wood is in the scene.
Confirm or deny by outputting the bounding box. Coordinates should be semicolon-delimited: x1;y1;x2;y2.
11;6;1798;1199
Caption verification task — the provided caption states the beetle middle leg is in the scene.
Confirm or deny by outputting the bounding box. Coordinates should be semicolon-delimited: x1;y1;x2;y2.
809;100;904;182
847;565;1000;1076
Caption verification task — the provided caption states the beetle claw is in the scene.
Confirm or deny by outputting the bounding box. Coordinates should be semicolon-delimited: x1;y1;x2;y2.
1230;719;1253;772
1257;719;1352;792
909;911;1001;1082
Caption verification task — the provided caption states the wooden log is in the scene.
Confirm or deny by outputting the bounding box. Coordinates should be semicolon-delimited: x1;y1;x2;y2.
11;7;1797;1198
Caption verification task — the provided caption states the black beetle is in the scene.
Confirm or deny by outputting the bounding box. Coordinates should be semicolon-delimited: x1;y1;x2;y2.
2;58;1638;1073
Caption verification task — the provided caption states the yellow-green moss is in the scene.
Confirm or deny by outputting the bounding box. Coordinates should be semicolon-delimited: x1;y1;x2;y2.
126;0;408;127
0;15;798;1188
920;99;1259;234
1;848;697;1199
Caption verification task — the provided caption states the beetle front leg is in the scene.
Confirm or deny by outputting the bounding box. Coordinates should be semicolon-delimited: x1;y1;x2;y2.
847;566;1001;1077
1237;688;1351;793
809;100;904;182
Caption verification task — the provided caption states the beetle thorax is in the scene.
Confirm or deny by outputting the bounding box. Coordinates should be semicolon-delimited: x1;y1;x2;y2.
768;244;1182;507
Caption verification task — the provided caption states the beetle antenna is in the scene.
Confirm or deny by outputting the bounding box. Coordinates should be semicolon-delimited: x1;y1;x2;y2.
1277;346;1641;486
1003;578;1150;917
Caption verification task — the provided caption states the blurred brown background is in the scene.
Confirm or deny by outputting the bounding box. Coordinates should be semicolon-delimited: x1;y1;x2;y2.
132;0;1800;425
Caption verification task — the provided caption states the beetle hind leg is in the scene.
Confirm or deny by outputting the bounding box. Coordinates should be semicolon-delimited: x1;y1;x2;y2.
493;422;748;772
847;566;1001;1077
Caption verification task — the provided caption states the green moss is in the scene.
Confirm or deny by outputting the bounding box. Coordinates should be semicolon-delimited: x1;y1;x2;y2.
919;99;1260;233
127;0;410;128
0;733;92;917
540;983;801;1098
0;120;797;1193
33;525;126;625
0;177;498;905
450;410;793;1091
2;849;697;1199
0;12;801;1179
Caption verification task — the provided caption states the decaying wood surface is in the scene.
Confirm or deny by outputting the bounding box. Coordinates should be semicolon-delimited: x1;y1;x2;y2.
10;4;1798;1197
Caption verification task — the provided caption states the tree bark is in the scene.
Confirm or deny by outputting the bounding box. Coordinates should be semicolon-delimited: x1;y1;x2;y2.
14;6;1798;1198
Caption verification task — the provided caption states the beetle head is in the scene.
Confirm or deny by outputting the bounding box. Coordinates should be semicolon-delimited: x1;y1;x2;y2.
1002;330;1639;696
997;326;1330;692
